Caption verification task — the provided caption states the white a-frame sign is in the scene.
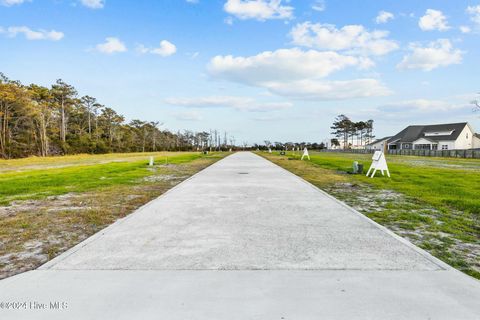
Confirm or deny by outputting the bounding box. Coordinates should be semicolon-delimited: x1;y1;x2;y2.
366;151;390;178
301;147;310;160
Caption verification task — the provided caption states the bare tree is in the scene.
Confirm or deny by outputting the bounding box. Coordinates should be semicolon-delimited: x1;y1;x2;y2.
472;93;480;112
81;95;101;136
51;79;77;145
150;121;162;151
29;85;54;157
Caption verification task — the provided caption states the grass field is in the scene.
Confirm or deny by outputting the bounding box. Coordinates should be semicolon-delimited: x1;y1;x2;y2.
0;151;199;173
0;152;204;205
294;152;480;215
260;151;480;279
2;150;479;280
0;151;226;279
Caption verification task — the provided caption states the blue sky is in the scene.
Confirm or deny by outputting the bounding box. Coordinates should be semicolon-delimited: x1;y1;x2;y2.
1;0;480;144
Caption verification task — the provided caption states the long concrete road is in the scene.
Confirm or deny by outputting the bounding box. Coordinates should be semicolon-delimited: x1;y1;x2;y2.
1;152;479;319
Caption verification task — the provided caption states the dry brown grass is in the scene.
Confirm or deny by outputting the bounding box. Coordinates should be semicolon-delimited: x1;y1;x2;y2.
260;152;480;279
0;157;221;279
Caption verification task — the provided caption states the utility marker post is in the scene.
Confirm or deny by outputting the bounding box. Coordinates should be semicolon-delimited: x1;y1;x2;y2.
366;151;390;178
301;148;310;160
149;156;154;166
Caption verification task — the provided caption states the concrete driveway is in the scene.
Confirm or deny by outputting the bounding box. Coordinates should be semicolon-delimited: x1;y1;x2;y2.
1;152;479;319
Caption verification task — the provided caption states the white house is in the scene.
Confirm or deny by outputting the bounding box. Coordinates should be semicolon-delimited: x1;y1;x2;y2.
387;122;480;151
365;136;391;151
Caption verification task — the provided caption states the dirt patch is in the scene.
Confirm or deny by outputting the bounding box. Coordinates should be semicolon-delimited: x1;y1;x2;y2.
260;152;480;279
0;194;91;218
0;159;220;280
325;182;480;277
142;174;189;183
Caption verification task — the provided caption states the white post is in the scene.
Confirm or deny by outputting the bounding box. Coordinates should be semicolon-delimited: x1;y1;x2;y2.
149;156;154;166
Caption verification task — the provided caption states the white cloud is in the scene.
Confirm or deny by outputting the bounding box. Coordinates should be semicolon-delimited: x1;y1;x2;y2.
289;22;398;56
379;99;468;113
189;52;200;59
460;26;471;33
224;0;293;21
207;48;390;100
397;39;463;71
312;0;325;12
208;48;370;84
264;79;391;100
467;5;480;26
172;111;203;121
1;0;29;6
80;0;104;9
95;37;127;54
375;11;394;24
135;44;149;54
357;95;475;123
165;96;292;112
239;101;292;111
136;40;177;57
151;40;177;56
1;26;64;41
419;9;450;31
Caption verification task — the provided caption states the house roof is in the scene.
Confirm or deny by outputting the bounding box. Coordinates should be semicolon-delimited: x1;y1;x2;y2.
366;136;391;146
387;122;468;144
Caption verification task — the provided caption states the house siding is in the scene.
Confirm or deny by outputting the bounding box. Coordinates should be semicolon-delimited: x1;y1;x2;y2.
437;141;455;150
454;125;475;150
367;139;388;151
474;136;480;149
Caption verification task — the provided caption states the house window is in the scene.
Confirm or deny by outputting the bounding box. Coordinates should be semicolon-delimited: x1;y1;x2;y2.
415;144;437;150
442;145;448;150
425;130;454;137
466;133;469;139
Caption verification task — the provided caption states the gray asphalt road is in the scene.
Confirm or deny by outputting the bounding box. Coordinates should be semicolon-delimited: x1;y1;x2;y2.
1;152;479;319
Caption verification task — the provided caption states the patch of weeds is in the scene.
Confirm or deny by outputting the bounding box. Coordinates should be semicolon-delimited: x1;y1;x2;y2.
260;152;480;280
0;154;226;280
43;245;60;260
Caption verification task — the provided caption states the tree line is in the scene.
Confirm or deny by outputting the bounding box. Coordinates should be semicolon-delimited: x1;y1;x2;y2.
0;73;234;159
330;115;374;149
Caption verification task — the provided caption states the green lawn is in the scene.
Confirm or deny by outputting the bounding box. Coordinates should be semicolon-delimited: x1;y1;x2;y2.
261;151;480;279
0;151;199;173
0;152;211;205
303;152;480;215
0;151;227;279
